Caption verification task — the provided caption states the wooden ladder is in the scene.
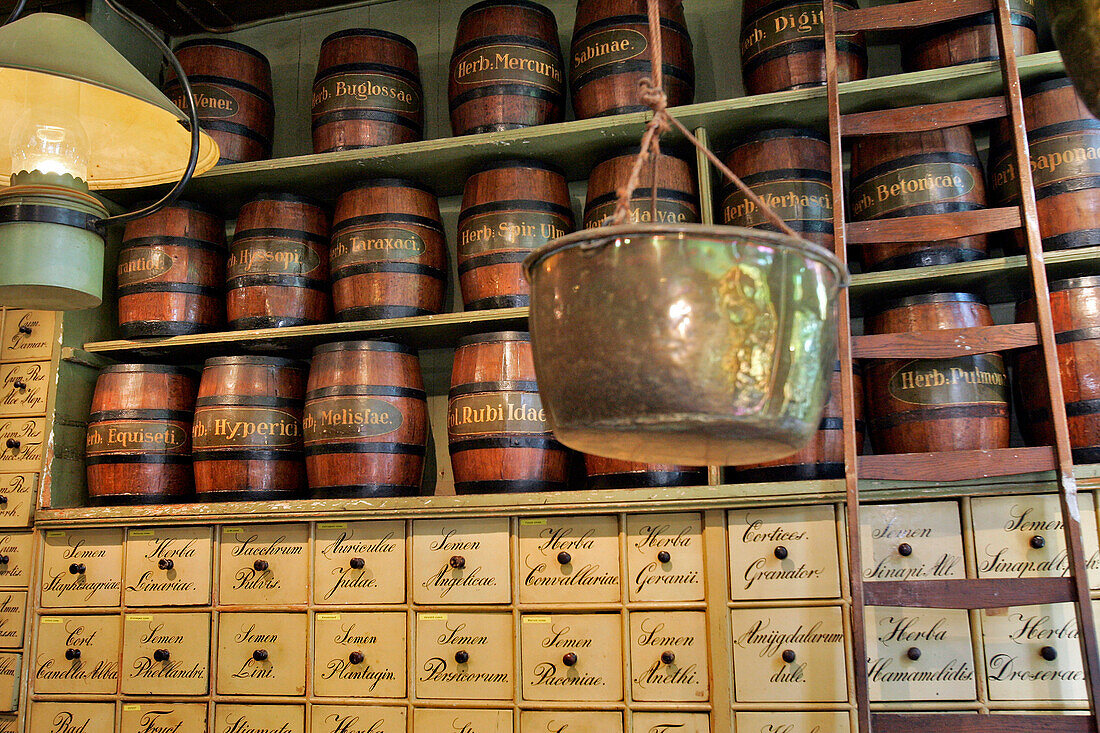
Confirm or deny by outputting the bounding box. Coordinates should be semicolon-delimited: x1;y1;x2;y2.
821;0;1100;730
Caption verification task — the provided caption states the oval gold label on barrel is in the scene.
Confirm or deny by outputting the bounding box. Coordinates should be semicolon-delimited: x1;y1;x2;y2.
192;407;300;450
991;130;1100;203
850;162;976;219
117;248;174;286
227;239;323;278
585;198;697;228
330;226;426;265
172;83;239;119
303;397;403;442
459;211;571;256
311;72;420;116
723;180;833;228
448;392;550;437
741;1;860;65
887;354;1008;406
86;421;190;455
572;28;648;79
454;44;564;92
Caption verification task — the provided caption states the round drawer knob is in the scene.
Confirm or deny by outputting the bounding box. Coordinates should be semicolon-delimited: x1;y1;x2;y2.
253;559;269;572
65;648;80;661
449;556;466;570
0;496;9;506
661;651;676;665
557;551;572;565
1030;535;1046;550
0;556;10;566
153;649;170;662
252;649;268;662
1040;646;1058;662
774;546;789;561
5;439;18;450
18;325;31;335
454;650;469;664
349;651;364;665
12;381;25;391
562;652;578;667
69;563;85;575
781;649;796;664
349;557;365;570
158;558;174;571
898;543;913;557
657;550;672;564
906;647;922;661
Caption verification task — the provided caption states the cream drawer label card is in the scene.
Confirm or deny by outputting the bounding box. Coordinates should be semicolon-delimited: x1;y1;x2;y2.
728;505;840;600
35;614;120;695
0;473;35;527
630;611;709;701
0;417;44;471
0;654;17;712
0;361;49;416
0;592;25;648
312;706;406;733
860;501;965;582
216;612;307;696
413;517;510;604
414;708;513;733
0;532;30;588
520;613;623;701
981;603;1086;700
218;523;308;605
214;704;304;733
734;711;851;732
521;711;623;732
314;520;405;604
626;512;705;602
121;703;207;733
1;310;55;361
519;515;620;603
30;702;115;733
314;612;406;697
731;606;847;702
633;712;709;733
40;528;123;607
124;526;213;606
415;612;513;699
973;494;1100;586
122;612;211;695
865;607;975;701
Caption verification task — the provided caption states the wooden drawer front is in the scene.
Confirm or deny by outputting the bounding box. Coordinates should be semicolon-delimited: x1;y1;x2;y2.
972;494;1100;586
633;713;709;733
29;702;115;733
0;532;31;589
413;518;510;604
0;417;44;472
2;310;55;362
0;473;36;527
520;613;623;702
415;612;513;700
629;611;708;701
314;611;406;698
124;526;213;607
34;614;120;694
519;515;620;604
121;703;208;733
625;512;705;603
121;612;211;695
731;606;847;703
735;711;851;732
0;654;17;712
728;505;840;600
216;612;307;696
414;708;513;733
40;528;123;607
981;603;1086;701
0;592;25;649
522;711;623;733
0;361;49;416
218;524;309;605
311;705;406;733
865;607;976;701
214;705;305;733
314;520;406;605
860;501;965;582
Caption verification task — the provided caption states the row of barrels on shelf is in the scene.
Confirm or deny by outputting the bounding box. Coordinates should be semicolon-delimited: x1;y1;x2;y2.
162;0;1038;163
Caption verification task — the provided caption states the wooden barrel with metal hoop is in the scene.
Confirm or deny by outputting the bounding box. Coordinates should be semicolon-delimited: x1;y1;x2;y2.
583;148;698;228
903;0;1037;72
584;456;706;489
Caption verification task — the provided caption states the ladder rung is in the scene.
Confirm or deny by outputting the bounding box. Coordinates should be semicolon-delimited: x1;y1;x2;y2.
845;207;1022;244
871;713;1095;732
852;322;1038;359
859;446;1056;482
864;577;1075;608
836;0;994;32
842;97;1008;136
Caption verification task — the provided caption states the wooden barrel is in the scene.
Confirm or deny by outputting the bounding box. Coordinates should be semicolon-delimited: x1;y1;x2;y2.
118;201;226;338
192;356;307;500
989;76;1100;253
449;0;565;135
312;28;423;152
226;193;331;329
727;363;864;481
739;0;866;95
864;293;1010;454
903;0;1037;72
304;340;428;498
1015;276;1100;462
583;148;699;228
458;159;574;310
570;0;694;119
720;128;834;247
448;331;568;493
584;456;706;489
164;39;274;164
849;125;989;272
330;179;447;321
86;365;197;505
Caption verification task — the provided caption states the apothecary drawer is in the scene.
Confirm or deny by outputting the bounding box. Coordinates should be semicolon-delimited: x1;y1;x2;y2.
520;613;623;702
629;611;709;702
734;711;851;732
865;606;976;701
521;711;624;733
121;612;211;695
414;708;512;733
0;361;49;416
0;654;17;712
1;310;56;362
121;702;207;733
314;611;406;698
124;526;213;607
0;592;24;649
218;523;309;605
216;612;307;696
40;528;123;607
0;417;45;472
728;505;840;600
0;473;35;527
214;704;305;733
518;515;620;604
314;520;406;605
413;517;510;604
633;713;710;733
310;705;406;733
980;602;1086;701
0;531;31;589
29;702;115;733
415;611;513;700
626;512;705;602
860;501;965;582
34;614;120;695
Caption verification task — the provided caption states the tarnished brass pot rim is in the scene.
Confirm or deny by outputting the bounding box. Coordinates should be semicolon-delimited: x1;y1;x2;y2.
522;223;850;288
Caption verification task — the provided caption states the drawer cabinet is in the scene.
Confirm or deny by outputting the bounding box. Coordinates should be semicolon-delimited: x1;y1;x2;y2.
34;614;120;694
734;711;851;732
414;708;513;733
0;473;35;527
121;703;207;733
981;603;1086;701
121;612;211;695
1;310;55;362
632;713;710;733
40;528;123;607
214;704;305;733
216;612;307;696
311;705;406;733
29;702;115;733
520;613;623;702
0;592;25;649
629;611;709;701
625;512;705;602
518;515;620;604
219;524;309;605
0;417;44;472
860;501;965;581
865;607;976;701
413;517;510;604
314;611;406;697
728;505;840;600
415;612;513;700
0;361;49;416
521;711;623;732
124;526;213;606
314;520;405;604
